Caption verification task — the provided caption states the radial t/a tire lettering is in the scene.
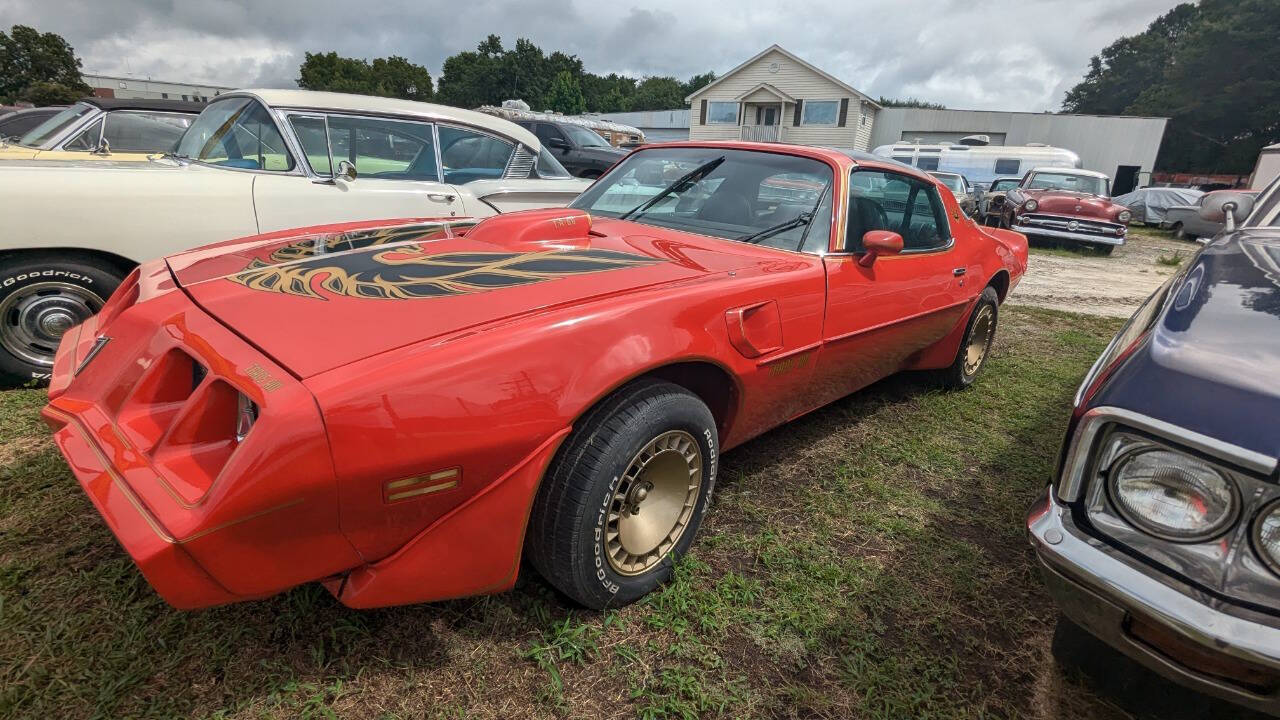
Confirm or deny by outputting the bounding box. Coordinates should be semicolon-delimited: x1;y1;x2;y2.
526;379;718;609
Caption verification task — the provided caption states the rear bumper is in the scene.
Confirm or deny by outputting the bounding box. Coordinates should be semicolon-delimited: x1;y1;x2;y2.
1011;222;1126;246
1028;489;1280;715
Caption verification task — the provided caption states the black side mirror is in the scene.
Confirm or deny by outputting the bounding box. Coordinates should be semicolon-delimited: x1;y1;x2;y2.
546;137;569;150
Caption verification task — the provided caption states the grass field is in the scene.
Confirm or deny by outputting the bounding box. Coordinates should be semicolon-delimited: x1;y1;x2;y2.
1;306;1134;720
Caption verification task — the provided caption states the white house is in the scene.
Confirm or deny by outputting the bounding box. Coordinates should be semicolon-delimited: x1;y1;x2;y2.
685;45;880;149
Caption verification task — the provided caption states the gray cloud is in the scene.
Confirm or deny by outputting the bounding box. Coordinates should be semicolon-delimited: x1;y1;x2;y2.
1;0;1181;110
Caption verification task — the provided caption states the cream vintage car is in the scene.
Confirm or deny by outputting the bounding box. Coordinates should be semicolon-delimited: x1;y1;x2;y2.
0;89;592;384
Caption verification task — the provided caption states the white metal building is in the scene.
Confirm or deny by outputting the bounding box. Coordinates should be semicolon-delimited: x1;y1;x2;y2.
83;73;236;103
590;109;691;143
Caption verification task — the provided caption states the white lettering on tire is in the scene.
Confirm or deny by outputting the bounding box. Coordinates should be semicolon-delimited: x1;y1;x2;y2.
593;474;621;594
3;270;91;288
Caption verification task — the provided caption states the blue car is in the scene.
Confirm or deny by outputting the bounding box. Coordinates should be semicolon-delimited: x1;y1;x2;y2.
1028;177;1280;715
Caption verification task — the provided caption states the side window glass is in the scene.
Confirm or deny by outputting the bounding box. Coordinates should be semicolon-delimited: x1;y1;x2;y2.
437;126;514;185
915;156;940;171
533;123;563;145
847;170;950;252
101;111;190;153
63;119;103;151
994;158;1020;175
289;116;331;175
324;115;437;181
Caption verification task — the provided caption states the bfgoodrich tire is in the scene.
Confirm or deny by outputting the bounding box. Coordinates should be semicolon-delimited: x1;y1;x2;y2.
0;254;124;387
526;379;718;609
936;286;999;390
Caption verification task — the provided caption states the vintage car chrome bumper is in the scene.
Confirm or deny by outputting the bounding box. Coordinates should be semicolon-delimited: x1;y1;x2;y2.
1010;221;1126;246
1028;488;1280;715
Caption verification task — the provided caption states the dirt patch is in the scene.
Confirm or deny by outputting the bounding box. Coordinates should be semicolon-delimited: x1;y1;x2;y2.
1007;227;1194;318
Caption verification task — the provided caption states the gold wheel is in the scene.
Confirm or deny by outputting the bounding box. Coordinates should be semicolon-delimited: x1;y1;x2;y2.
964;304;995;376
605;430;703;576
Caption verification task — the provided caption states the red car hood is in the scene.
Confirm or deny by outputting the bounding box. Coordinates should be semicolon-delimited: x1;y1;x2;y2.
1024;189;1121;221
168;209;752;378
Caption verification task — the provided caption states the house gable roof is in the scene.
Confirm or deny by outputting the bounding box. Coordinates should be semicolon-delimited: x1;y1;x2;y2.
685;44;882;109
732;82;795;103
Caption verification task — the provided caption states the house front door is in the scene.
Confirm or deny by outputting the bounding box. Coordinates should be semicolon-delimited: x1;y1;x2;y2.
762;106;778;125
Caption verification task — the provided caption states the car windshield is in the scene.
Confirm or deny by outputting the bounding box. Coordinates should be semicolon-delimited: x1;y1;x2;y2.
930;173;964;192
16;102;94;147
990;179;1019;192
561;124;610;148
570;147;834;252
175;97;294;171
1026;171;1108;196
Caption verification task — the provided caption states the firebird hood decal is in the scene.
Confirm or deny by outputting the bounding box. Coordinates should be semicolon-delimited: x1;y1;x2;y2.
228;246;662;301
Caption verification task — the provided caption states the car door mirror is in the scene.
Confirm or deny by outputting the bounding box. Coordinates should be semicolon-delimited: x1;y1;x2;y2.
858;230;904;267
546;137;569;150
1199;190;1254;231
335;159;357;183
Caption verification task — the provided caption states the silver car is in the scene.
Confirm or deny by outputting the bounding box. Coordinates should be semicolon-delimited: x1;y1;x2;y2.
928;171;980;217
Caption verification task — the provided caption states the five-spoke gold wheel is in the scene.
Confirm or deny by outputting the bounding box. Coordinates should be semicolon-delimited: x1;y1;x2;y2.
964;304;995;376
606;430;703;576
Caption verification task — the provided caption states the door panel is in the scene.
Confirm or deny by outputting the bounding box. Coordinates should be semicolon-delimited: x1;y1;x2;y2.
809;169;970;407
252;175;464;234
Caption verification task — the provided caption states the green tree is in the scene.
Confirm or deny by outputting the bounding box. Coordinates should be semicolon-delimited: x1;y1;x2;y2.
1061;0;1278;173
546;70;586;114
297;51;433;101
682;71;716;98
878;96;945;109
630;76;685;111
0;25;91;104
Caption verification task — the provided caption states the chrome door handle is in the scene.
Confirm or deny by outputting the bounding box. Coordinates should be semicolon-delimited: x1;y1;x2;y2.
427;193;456;202
953;267;967;276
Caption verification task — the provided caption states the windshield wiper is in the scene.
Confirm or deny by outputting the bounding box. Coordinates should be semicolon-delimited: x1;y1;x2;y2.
619;156;725;221
736;212;813;244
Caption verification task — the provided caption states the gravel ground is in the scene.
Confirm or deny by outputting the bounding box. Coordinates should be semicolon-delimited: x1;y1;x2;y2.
1007;226;1196;318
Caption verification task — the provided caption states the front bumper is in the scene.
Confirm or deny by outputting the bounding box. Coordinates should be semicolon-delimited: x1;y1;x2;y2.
1011;222;1126;246
1028;488;1280;715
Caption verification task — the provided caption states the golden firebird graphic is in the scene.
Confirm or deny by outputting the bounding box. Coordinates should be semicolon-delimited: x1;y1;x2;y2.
228;242;662;301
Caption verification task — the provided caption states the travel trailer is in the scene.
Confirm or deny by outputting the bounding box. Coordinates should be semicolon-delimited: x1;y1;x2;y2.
872;139;1082;189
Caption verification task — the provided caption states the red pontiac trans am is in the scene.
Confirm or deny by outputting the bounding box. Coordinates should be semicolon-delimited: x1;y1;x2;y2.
43;142;1028;610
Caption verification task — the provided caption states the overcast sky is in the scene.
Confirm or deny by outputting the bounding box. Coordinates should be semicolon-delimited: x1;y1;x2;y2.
1;0;1182;111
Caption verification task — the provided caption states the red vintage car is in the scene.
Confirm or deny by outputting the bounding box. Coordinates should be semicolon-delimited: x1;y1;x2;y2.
1001;167;1132;254
42;142;1028;610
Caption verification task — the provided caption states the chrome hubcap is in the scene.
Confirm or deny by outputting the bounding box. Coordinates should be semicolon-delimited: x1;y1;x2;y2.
606;430;703;576
0;282;102;367
964;305;995;376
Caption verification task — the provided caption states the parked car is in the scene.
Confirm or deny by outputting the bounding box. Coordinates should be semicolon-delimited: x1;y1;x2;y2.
513;118;627;178
0;98;203;161
928;170;980;217
1161;189;1260;241
980;176;1021;225
1028;178;1280;716
1113;186;1203;226
1001;167;1131;254
42;142;1027;611
0;89;591;385
0;106;65;141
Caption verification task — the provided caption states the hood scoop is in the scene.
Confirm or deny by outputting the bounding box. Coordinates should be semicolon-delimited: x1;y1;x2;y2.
462;208;594;251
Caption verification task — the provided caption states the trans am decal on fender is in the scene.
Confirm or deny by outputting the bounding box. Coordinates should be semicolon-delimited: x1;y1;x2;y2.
228;246;661;300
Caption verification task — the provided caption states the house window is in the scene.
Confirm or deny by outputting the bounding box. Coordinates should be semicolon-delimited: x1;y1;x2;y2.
161;92;169;99
801;100;839;126
706;101;739;124
994;158;1020;175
